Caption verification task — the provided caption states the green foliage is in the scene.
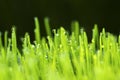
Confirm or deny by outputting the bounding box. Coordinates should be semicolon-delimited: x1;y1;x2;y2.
0;18;120;80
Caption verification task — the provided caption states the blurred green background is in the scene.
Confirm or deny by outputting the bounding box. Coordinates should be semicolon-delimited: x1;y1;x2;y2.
0;0;120;43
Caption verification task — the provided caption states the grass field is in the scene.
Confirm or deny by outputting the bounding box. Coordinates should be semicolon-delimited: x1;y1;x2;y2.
0;17;120;80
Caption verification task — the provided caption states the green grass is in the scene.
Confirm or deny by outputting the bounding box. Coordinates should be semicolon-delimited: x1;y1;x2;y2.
0;17;120;80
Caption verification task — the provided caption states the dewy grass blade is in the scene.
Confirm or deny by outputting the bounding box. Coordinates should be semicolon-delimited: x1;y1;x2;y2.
11;27;17;54
53;29;60;49
92;24;99;50
60;27;69;52
71;21;80;43
34;17;41;44
83;31;90;71
44;17;52;37
11;27;18;66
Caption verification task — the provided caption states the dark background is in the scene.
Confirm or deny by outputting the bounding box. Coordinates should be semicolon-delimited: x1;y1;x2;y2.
0;0;120;44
